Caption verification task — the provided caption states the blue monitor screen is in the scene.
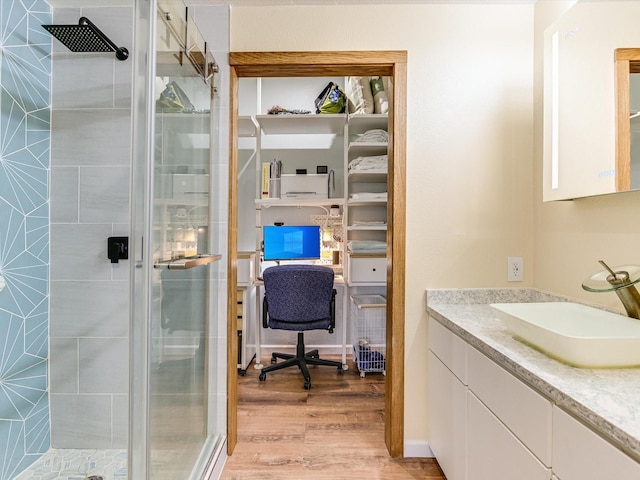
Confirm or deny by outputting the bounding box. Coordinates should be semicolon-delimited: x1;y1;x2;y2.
263;225;321;261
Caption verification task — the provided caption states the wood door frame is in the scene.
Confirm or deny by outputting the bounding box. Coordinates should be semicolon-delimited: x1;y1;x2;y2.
615;48;640;191
226;51;407;457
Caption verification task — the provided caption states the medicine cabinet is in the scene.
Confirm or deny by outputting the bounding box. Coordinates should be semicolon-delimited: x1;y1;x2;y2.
543;0;640;201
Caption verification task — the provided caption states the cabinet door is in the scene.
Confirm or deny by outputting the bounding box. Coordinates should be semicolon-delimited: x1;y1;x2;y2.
467;347;552;466
468;393;551;480
428;351;467;480
552;407;640;480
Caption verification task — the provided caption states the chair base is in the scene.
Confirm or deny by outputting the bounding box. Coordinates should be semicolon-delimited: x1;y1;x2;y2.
259;332;344;389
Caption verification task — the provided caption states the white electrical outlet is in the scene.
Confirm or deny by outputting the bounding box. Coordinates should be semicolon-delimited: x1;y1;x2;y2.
508;257;524;282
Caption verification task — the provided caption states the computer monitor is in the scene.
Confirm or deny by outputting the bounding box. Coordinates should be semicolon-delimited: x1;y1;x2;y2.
263;225;321;261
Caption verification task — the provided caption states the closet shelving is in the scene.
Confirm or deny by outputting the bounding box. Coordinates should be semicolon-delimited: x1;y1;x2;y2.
345;113;389;286
256;113;346;135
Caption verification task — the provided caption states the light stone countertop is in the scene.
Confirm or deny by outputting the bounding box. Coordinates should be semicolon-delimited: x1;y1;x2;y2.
426;288;640;462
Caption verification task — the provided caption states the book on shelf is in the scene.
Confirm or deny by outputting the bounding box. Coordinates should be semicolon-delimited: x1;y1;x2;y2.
261;163;270;198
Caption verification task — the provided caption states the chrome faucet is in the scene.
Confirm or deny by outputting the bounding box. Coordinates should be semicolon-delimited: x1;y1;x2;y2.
582;260;640;319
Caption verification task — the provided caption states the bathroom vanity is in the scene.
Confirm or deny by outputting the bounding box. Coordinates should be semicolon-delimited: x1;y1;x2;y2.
426;289;640;480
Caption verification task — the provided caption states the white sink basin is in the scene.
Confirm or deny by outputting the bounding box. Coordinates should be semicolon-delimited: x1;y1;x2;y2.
490;302;640;368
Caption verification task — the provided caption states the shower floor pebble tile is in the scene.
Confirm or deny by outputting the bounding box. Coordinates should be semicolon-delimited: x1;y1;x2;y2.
14;450;127;480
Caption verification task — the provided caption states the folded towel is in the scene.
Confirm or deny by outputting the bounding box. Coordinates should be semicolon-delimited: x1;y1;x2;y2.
347;240;387;254
354;129;389;143
349;154;388;172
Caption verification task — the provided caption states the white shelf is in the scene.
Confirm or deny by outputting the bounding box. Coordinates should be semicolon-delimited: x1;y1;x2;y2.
348;197;387;206
348;224;387;231
347;113;389;132
257;114;346;135
348;141;388;150
256;198;346;208
348;169;388;183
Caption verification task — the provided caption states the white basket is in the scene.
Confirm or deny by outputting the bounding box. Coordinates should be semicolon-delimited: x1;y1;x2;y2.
350;295;386;376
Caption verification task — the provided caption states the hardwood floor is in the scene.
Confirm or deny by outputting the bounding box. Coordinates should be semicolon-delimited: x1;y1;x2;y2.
221;356;446;479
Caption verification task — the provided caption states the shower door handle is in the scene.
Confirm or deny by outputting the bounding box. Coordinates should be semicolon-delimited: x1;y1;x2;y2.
153;253;222;270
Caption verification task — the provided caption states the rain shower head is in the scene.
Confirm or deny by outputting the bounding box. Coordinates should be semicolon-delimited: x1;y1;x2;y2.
42;17;129;61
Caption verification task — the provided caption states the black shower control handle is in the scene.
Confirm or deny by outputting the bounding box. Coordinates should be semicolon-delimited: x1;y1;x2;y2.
107;237;129;263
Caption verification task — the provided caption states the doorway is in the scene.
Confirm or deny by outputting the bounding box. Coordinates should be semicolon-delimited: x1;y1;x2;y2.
226;51;407;457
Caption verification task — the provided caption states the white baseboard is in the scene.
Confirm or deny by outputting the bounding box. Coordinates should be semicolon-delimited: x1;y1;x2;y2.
404;440;434;458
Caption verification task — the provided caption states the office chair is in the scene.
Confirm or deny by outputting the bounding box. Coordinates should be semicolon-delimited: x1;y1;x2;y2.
259;264;344;389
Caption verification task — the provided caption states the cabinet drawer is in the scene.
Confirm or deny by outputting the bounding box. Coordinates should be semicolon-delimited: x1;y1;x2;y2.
348;256;386;283
428;318;467;384
468;393;551;480
468;347;552;466
552;407;640;480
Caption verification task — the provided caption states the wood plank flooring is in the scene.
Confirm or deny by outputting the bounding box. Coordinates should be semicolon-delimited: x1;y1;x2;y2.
220;356;446;479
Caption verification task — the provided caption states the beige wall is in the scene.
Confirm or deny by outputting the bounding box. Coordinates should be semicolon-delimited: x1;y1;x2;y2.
230;3;535;448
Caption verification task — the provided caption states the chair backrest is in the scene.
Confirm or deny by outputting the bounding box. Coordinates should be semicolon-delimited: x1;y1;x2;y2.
262;264;335;330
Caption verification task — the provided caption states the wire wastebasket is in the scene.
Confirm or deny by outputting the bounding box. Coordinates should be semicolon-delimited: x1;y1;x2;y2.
350;295;386;377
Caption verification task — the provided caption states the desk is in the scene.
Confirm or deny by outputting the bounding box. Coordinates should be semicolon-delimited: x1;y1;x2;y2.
252;275;349;370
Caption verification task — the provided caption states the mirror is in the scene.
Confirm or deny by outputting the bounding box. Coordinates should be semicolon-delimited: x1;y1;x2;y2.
543;0;640;201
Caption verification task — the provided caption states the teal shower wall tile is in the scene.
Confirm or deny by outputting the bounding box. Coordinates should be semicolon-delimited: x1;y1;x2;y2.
0;198;26;250
27;204;49;243
28;14;53;49
0;420;27;479
25;305;48;358
1;3;28;47
25;392;50;454
28;107;51;128
2;258;47;317
0;355;47;418
26;0;52;13
0;1;51;478
26;127;51;163
2;47;50;111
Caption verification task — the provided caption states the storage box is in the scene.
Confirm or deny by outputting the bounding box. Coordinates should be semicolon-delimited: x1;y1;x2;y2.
348;255;386;283
350;295;386;376
280;173;328;199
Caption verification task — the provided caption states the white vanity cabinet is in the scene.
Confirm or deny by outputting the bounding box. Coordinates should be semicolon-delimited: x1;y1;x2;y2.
428;316;640;480
428;318;468;480
552;407;640;480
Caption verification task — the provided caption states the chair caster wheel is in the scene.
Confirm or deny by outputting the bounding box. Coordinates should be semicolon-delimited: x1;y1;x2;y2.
303;381;311;390
259;372;266;381
337;367;344;375
270;357;277;365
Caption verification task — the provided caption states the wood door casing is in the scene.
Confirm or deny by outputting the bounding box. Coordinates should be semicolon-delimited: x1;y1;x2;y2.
227;50;407;457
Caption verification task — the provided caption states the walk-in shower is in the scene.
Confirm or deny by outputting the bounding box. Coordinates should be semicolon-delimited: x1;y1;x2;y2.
1;1;228;479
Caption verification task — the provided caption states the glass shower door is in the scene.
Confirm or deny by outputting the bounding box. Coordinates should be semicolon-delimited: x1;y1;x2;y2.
149;6;221;479
129;2;223;478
